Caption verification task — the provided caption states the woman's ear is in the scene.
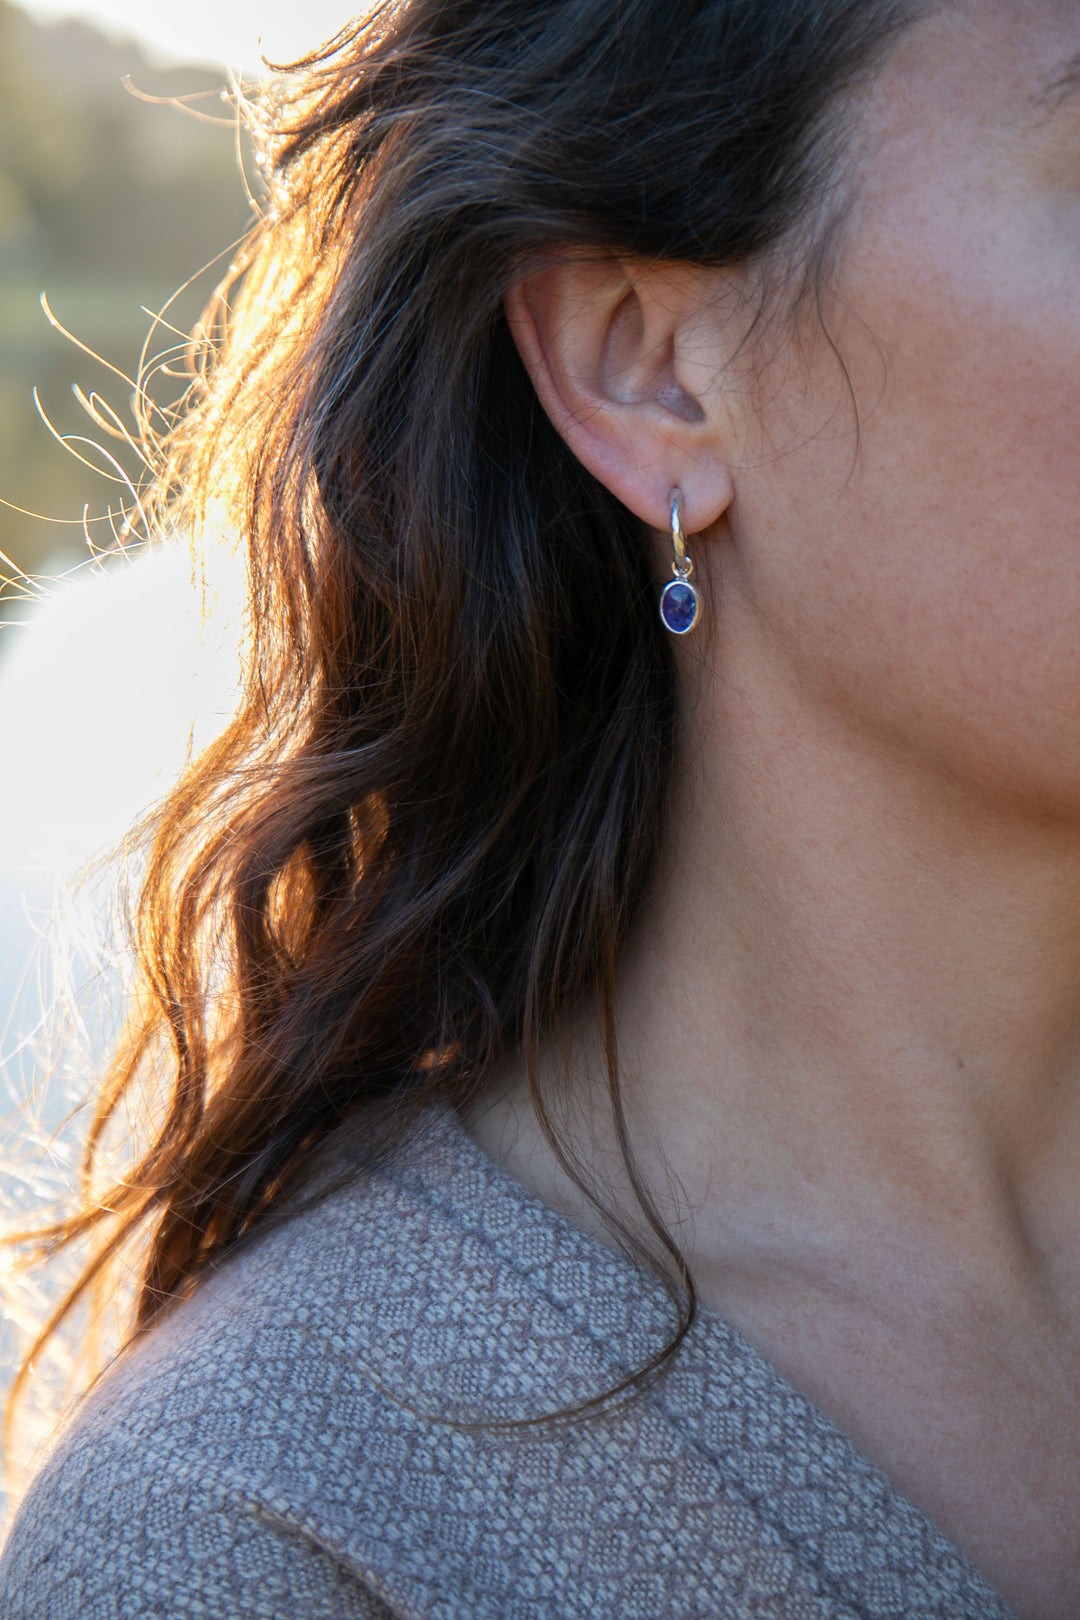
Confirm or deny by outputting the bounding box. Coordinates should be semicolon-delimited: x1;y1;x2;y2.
504;252;737;535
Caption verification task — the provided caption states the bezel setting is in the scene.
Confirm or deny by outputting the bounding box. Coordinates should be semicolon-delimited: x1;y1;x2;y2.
659;577;700;635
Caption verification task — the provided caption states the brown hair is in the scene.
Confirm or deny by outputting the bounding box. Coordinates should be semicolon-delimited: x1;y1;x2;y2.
9;0;924;1428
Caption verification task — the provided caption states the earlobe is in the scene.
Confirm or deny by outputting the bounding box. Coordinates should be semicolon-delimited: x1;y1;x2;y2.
504;253;735;536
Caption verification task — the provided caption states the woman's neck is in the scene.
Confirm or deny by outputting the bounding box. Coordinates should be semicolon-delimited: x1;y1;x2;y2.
473;647;1080;1316
466;666;1080;1616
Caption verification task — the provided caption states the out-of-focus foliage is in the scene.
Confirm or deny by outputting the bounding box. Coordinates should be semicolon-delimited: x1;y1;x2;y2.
0;1;253;580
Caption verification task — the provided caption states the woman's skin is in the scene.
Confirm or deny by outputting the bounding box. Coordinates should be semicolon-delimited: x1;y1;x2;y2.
470;3;1080;1614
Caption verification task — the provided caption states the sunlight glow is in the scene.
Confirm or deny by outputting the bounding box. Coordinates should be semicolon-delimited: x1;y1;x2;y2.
0;542;245;874
16;0;358;72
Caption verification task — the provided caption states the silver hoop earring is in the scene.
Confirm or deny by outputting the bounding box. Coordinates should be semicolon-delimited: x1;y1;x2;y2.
659;489;701;635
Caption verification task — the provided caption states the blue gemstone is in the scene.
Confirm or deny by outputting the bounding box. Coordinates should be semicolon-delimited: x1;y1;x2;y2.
660;579;699;635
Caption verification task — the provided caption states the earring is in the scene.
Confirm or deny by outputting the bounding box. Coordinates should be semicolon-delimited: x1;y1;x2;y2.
659;489;701;635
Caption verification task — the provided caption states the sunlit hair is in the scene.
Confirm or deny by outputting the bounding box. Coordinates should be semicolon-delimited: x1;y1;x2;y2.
7;0;924;1440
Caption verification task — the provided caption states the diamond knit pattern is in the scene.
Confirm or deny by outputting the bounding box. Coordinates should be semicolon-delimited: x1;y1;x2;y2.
0;1109;1017;1619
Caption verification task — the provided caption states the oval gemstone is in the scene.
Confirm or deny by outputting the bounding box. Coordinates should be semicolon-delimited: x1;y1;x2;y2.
660;579;699;635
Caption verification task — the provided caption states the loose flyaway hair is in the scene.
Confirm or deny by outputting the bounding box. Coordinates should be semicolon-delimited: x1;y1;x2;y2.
6;0;923;1440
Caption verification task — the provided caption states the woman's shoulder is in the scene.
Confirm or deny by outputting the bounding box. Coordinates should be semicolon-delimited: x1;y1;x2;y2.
0;1115;482;1619
0;1106;1012;1620
0;1106;673;1620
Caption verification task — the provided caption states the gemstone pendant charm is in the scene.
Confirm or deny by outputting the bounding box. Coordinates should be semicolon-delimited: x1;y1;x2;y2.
660;489;701;635
660;576;700;635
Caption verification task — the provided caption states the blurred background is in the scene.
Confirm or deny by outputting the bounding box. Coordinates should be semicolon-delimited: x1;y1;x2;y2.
0;0;355;1479
1;0;357;585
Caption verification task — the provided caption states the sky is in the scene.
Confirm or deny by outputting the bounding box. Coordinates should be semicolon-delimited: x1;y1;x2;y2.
18;0;359;72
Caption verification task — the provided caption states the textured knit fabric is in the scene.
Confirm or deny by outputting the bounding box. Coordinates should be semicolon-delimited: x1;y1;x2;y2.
0;1106;1016;1619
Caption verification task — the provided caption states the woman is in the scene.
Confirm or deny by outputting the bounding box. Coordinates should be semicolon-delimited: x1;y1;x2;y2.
1;0;1077;1614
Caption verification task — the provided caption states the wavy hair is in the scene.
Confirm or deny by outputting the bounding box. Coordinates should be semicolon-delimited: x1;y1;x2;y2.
8;0;924;1432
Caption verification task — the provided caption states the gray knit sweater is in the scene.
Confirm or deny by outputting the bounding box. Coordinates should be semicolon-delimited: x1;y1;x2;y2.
0;1107;1015;1619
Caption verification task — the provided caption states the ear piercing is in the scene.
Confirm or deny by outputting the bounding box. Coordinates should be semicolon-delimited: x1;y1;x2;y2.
659;489;700;635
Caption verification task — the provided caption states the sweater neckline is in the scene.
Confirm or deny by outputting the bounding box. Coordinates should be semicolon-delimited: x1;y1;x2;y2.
385;1100;1018;1620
